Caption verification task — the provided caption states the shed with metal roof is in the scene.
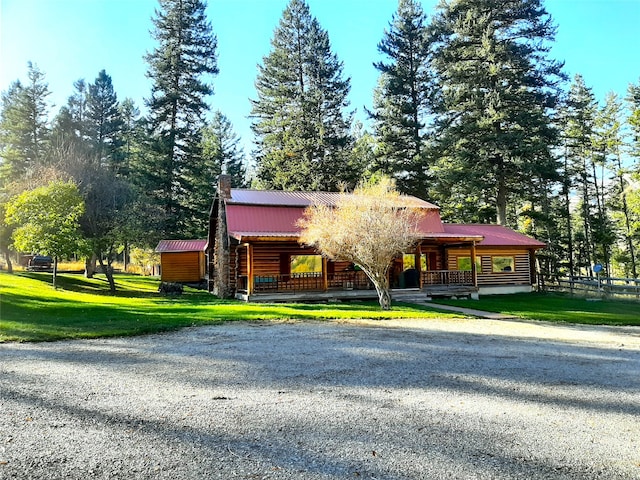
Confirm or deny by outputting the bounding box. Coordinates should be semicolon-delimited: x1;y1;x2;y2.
155;239;207;283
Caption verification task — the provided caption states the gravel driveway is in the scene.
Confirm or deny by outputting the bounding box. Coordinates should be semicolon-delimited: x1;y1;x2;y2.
1;317;639;479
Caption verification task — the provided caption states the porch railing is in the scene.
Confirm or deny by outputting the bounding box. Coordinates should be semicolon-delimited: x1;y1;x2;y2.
237;269;474;294
421;270;474;286
237;271;374;294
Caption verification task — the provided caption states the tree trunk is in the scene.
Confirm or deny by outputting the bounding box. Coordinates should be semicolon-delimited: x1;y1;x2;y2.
123;241;129;272
97;257;116;294
377;288;391;311
2;249;13;273
52;256;58;289
85;254;96;278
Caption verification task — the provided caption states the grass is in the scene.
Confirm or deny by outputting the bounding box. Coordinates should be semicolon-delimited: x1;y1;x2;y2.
0;272;462;342
433;292;640;326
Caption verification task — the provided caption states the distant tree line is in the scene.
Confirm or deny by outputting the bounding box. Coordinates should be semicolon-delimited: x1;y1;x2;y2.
1;0;639;281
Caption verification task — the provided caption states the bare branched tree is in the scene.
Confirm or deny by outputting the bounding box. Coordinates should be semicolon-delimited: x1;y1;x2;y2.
298;177;424;310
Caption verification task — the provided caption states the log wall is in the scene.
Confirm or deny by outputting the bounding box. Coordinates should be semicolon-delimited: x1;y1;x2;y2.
160;251;205;283
446;247;532;286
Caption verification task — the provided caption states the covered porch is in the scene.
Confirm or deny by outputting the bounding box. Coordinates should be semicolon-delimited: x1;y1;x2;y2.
232;235;482;302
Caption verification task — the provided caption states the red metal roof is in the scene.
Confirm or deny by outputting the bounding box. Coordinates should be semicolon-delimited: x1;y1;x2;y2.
155;239;207;253
443;224;546;248
226;204;446;240
228;188;440;210
226;205;302;238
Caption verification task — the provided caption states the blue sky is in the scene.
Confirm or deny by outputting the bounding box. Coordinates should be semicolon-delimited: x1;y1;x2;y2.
1;0;639;155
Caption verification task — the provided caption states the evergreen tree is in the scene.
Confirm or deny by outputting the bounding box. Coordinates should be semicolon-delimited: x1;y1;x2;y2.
370;0;431;195
0;62;51;183
628;79;640;164
562;75;600;275
86;70;124;172
186;110;247;236
429;0;565;226
67;79;89;140
251;0;353;191
118;98;141;179
201;111;246;188
598;92;637;277
143;0;218;237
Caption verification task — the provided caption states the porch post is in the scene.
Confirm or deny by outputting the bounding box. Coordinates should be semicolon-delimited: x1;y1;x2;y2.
529;248;537;286
246;243;253;296
415;242;422;289
470;241;478;287
322;257;328;291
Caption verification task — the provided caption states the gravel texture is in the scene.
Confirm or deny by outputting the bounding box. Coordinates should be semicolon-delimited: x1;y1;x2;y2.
1;317;639;479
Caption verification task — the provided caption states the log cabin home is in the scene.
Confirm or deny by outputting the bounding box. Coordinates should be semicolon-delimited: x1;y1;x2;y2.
208;175;545;302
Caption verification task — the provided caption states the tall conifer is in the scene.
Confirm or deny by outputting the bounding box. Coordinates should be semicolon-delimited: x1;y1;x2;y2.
371;0;431;195
429;0;564;226
251;0;353;191
143;0;218;237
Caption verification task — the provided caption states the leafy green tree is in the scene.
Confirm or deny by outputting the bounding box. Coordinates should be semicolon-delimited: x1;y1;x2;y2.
251;0;353;191
142;0;218;238
5;180;84;288
429;0;565;226
86;70;124;172
370;0;431;195
0;62;51;183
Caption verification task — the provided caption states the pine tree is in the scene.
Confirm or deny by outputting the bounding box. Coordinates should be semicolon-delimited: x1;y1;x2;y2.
185;110;247;236
143;0;218;237
628;79;640;164
370;0;431;195
251;0;353;191
429;0;565;226
86;70;124;172
118;98;142;179
598;92;637;277
562;75;600;275
201;111;246;187
0;62;51;183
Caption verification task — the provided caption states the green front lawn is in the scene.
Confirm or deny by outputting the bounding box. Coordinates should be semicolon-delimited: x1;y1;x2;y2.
0;272;461;342
434;292;640;326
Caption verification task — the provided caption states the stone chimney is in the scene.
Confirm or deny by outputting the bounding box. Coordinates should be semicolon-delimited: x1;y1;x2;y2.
218;174;231;200
212;174;232;298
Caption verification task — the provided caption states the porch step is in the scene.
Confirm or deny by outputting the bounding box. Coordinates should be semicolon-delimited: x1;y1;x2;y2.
392;287;478;303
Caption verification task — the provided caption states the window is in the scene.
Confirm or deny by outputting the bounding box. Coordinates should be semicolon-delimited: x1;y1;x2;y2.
403;254;416;271
457;256;482;272
492;256;515;273
290;255;322;275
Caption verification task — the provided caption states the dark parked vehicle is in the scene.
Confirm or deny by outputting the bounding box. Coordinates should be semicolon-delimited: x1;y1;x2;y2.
27;255;53;271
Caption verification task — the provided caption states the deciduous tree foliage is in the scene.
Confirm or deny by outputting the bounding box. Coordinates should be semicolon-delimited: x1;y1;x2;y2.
298;177;424;310
251;0;354;191
5;180;84;288
143;0;218;237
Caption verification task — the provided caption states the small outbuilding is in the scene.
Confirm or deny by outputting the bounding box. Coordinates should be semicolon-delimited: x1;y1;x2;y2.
155;239;207;283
